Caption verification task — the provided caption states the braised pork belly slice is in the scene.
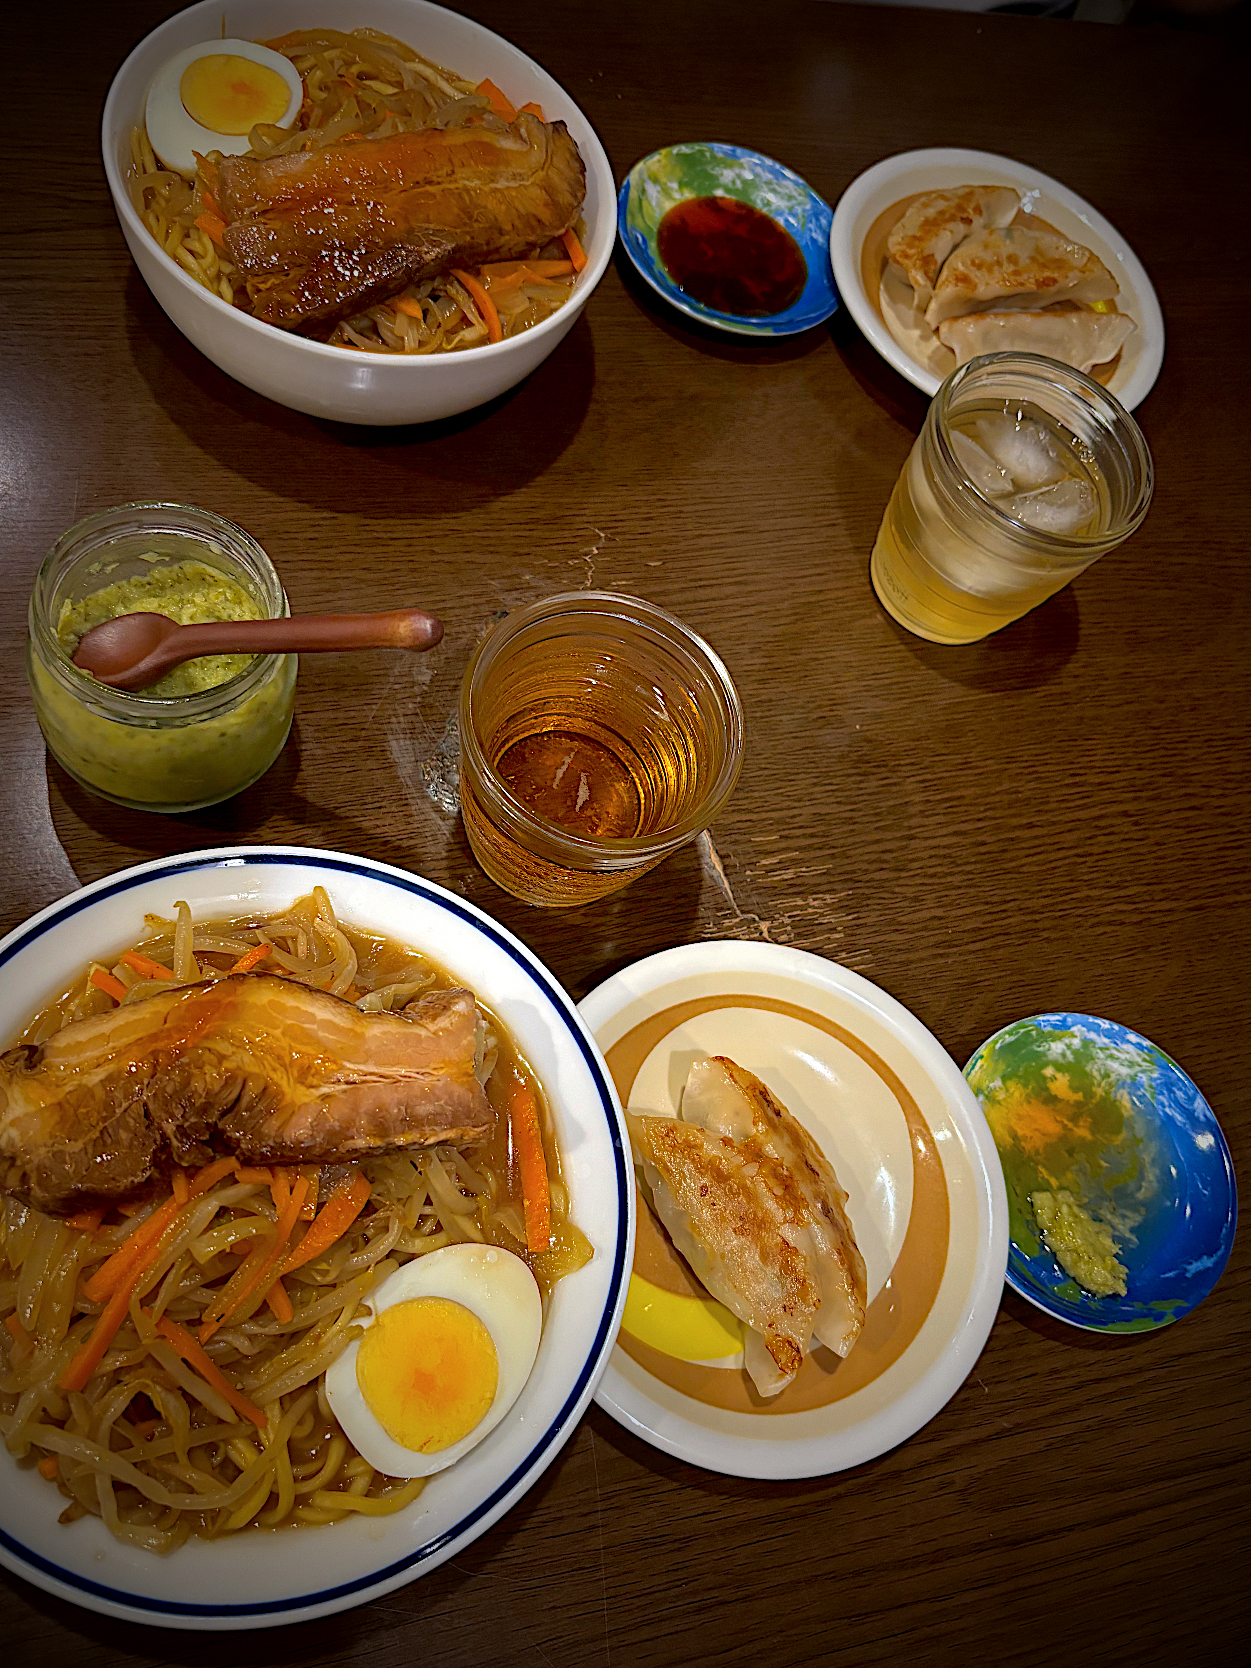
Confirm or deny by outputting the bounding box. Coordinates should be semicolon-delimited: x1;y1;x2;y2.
215;113;586;332
0;974;493;1215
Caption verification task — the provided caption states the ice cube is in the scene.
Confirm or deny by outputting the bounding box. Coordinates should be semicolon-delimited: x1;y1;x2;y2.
950;429;1014;497
1007;479;1096;535
974;413;1068;490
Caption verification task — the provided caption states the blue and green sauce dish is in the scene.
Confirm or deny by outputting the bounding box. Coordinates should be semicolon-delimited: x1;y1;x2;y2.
617;142;838;337
964;1013;1236;1334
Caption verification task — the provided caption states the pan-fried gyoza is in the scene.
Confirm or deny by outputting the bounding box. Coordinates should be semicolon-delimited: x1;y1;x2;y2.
629;1057;866;1398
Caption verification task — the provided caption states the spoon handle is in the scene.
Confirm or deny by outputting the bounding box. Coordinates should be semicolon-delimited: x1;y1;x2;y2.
167;608;443;659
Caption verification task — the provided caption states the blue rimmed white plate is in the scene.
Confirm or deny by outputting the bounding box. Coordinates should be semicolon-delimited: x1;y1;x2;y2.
0;846;632;1631
965;1013;1236;1334
617;142;839;337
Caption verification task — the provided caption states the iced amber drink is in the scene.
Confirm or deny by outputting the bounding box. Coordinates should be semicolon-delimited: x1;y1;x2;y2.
871;353;1153;644
459;593;743;908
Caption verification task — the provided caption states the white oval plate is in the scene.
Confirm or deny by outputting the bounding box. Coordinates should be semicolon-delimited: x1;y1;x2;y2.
0;847;632;1629
830;147;1165;410
581;941;1007;1479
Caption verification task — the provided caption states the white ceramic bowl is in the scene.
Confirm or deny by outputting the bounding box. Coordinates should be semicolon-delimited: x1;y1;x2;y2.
101;1;616;425
830;147;1165;411
0;847;633;1629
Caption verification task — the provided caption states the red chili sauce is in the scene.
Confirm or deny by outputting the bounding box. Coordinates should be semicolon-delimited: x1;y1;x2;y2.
656;195;808;318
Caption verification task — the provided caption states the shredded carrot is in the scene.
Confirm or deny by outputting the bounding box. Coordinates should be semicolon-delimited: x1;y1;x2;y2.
172;1169;190;1205
451;268;502;344
83;1193;184;1303
228;942;271;975
232;1165;274;1186
150;1312;267;1430
61;1187;199;1392
89;967;128;1004
475;77;516;120
4;1314;29;1349
270;1168;292;1215
37;1456;59;1480
278;1169;372;1278
66;1206;106;1234
560;228;588;273
119;950;176;981
510;1081;551;1253
199;1175;309;1341
60;1281;135;1392
393;295;424;319
194;211;227;245
189;1156;237;1197
265;1279;294;1323
517;100;545;119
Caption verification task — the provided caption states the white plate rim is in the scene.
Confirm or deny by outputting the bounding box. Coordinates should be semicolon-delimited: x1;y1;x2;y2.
829;146;1165;411
580;939;1008;1480
0;845;633;1629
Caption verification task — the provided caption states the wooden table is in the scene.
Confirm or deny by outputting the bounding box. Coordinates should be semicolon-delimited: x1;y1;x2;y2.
3;0;1247;1660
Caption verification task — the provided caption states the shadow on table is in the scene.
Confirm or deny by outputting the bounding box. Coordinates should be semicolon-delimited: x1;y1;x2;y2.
827;304;931;435
1000;1288;1148;1350
123;271;596;518
884;584;1081;693
0;1558;477;1666
613;244;829;367
587;1403;872;1502
48;723;440;884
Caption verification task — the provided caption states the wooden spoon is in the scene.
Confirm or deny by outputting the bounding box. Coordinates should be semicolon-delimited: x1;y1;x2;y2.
71;607;444;692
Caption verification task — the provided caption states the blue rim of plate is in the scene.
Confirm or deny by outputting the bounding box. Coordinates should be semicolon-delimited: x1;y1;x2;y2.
965;1012;1236;1334
0;847;630;1625
617;142;839;337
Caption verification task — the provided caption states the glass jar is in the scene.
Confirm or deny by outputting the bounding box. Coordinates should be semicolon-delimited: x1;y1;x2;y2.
459;592;744;907
870;353;1154;644
28;503;297;813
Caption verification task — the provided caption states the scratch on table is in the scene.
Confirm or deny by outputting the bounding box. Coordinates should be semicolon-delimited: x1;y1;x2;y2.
569;527;615;588
588;1427;612;1668
697;832;776;942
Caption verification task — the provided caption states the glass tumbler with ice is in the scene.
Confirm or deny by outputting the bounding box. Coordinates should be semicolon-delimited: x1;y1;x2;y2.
871;353;1153;644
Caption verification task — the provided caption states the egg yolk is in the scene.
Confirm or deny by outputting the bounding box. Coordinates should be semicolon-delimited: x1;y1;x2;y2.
180;55;292;135
356;1297;499;1454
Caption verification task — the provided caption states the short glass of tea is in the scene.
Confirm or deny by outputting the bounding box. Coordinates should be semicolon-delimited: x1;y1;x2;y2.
459;592;744;907
870;352;1153;644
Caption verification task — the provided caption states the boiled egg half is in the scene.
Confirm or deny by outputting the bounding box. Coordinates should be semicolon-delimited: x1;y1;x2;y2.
325;1244;542;1478
145;40;302;179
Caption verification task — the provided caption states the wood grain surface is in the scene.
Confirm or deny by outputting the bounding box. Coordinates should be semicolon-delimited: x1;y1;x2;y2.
2;0;1248;1662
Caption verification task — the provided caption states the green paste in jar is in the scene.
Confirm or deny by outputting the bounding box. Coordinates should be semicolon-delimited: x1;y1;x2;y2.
56;558;261;696
31;553;296;813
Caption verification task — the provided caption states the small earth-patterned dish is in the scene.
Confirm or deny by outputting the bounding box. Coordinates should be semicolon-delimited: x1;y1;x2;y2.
965;1013;1236;1334
617;142;838;337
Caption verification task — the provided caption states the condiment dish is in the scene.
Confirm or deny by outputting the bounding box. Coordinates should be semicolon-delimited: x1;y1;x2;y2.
965;1012;1235;1333
101;0;616;425
618;143;838;337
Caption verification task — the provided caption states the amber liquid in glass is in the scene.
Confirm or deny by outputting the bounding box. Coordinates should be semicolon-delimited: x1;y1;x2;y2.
496;730;644;840
463;625;731;907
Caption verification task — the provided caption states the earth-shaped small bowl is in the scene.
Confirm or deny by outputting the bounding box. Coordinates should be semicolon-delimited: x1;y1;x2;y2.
965;1012;1236;1334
